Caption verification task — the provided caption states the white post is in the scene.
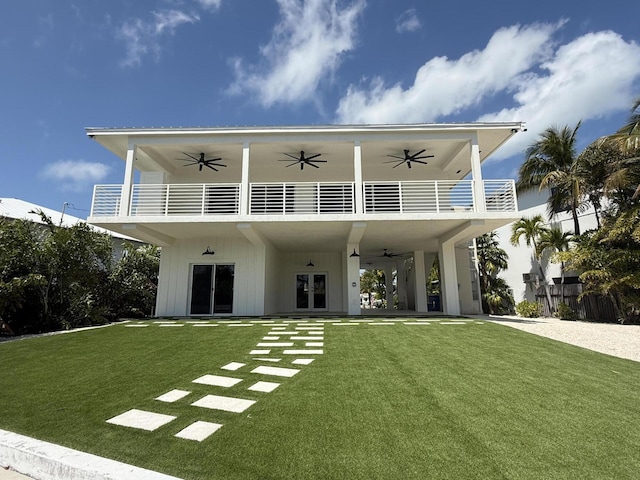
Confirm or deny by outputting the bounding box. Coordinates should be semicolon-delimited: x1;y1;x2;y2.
439;241;461;315
347;242;361;315
240;142;250;215
470;134;485;212
413;251;428;312
353;141;364;214
120;142;137;216
384;265;394;310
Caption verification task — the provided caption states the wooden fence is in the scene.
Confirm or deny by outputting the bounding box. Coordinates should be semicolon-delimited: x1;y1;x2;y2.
535;283;618;322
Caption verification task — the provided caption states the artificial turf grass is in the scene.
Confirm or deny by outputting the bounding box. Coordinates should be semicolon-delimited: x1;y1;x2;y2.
0;321;639;479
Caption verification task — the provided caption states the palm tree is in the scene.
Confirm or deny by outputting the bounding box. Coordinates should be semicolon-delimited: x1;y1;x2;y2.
476;233;513;314
510;215;553;313
517;122;585;234
536;227;573;304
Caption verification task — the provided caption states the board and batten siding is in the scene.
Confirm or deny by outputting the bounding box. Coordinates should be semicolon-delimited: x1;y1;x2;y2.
155;237;267;316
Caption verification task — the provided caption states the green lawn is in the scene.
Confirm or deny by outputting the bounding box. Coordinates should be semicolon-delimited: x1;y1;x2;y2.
1;319;639;479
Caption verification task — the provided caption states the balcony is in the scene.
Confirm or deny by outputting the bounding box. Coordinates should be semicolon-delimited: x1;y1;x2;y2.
90;180;516;218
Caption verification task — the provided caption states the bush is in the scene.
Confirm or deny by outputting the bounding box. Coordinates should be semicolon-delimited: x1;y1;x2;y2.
516;300;542;318
555;302;578;321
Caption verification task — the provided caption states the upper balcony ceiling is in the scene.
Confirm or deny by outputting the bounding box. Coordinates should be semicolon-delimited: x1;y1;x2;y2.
87;123;523;181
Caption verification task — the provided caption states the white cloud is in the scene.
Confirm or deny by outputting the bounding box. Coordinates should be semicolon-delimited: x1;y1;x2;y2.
117;9;200;67
229;0;366;107
479;31;640;160
195;0;222;11
43;160;110;191
335;21;563;124
395;9;421;33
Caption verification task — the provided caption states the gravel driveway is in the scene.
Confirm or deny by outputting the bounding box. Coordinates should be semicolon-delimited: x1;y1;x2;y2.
478;315;640;363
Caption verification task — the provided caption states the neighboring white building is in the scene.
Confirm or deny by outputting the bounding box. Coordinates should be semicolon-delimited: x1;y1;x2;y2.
493;190;600;304
86;123;524;317
0;197;144;257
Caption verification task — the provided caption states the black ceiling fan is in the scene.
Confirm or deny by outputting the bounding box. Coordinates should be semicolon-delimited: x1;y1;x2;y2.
279;151;326;170
385;149;434;169
379;249;405;258
178;152;227;172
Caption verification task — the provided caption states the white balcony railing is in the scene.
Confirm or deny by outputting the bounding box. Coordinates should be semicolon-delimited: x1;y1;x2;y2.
250;182;354;215
90;180;516;217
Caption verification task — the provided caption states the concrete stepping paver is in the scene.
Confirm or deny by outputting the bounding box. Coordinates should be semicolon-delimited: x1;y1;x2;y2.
283;349;323;355
192;324;219;327
175;421;223;441
294;336;323;340
262;336;280;340
267;331;299;335
251;366;300;377
256;342;294;347
193;375;242;387
106;409;176;431
250;349;270;355
192;394;256;413
159;324;184;327
305;342;324;347
155;389;191;403
248;381;280;393
221;362;245;371
292;358;314;365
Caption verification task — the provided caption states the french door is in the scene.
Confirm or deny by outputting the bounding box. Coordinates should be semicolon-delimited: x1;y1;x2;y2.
190;264;234;315
296;273;327;310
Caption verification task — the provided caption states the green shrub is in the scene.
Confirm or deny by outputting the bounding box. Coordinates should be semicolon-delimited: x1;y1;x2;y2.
516;300;541;318
555;302;578;321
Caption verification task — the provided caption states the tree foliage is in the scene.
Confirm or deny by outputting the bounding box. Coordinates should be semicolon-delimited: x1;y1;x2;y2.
0;214;159;335
476;233;514;315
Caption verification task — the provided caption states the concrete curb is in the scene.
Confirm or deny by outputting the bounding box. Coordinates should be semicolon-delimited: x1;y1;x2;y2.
0;429;182;480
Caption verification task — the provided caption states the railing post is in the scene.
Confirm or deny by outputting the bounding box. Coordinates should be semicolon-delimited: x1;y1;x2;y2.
398;181;403;214
511;180;518;211
164;184;170;216
435;180;439;213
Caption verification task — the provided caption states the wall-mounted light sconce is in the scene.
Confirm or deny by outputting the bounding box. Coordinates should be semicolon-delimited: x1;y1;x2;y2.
349;248;360;257
306;260;315;267
202;246;215;256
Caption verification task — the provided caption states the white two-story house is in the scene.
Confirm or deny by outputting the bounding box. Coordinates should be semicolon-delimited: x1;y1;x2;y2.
86;123;522;317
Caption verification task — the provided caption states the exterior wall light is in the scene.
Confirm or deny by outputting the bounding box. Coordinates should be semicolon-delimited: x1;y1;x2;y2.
350;249;360;257
306;260;315;267
202;246;215;256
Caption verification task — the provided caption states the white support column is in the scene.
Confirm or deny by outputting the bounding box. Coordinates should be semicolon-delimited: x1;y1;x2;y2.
240;142;250;215
346;242;361;315
120;142;137;216
384;265;394;310
353;141;364;214
413;251;428;312
470;134;485;212
439;241;460;316
396;260;407;310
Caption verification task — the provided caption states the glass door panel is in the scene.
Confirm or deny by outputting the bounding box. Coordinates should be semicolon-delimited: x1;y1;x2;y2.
190;265;213;314
313;274;326;309
296;274;309;309
213;264;234;313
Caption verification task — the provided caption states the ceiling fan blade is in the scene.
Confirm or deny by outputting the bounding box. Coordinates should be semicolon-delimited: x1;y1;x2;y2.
199;164;203;172
284;161;299;168
204;163;219;172
413;155;434;160
308;159;327;163
182;152;199;161
208;163;227;168
204;157;222;163
386;155;405;160
305;153;322;161
391;162;403;168
412;159;428;165
300;163;304;170
308;162;320;168
407;162;412;169
181;161;199;166
411;149;426;158
284;153;300;160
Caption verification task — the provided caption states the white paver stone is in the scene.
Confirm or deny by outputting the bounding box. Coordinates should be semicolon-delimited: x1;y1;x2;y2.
221;362;245;371
262;336;280;340
267;331;298;335
254;357;281;362
250;349;270;355
248;381;280;393
283;349;323;354
295;326;325;330
305;342;324;347
193;374;242;387
155;389;191;403
333;323;359;326
192;394;256;413
404;322;431;325
292;358;314;365
295;336;324;340
175;421;223;441
106;409;176;431
251;365;300;377
440;322;466;325
369;322;395;325
228;324;253;327
192;324;219;327
159;324;184;327
256;342;294;347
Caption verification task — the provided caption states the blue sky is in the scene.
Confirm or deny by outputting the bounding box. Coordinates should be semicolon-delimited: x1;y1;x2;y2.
1;0;639;218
